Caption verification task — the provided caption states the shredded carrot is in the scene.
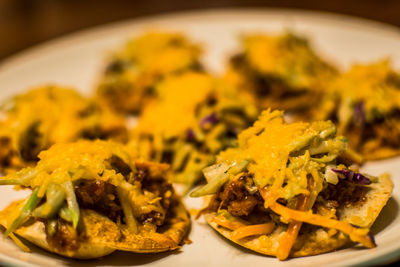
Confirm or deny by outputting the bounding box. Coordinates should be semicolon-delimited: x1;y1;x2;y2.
277;222;302;260
211;215;246;231
230;222;275;240
9;233;30;252
276;194;309;260
261;190;280;209
267;200;375;248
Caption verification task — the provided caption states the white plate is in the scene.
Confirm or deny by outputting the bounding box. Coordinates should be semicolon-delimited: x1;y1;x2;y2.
1;8;400;267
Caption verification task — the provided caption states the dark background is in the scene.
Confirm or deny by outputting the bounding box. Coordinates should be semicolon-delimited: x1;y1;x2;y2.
1;0;400;61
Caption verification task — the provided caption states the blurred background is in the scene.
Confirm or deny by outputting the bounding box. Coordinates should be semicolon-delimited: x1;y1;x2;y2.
1;0;400;61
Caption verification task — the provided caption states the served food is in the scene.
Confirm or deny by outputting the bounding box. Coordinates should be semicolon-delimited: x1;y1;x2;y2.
0;140;190;258
97;31;203;113
130;71;258;190
0;86;128;173
192;109;393;260
0;26;398;264
224;33;337;114
313;60;400;160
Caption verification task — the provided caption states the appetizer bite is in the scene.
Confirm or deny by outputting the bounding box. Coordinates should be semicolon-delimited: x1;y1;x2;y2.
130;71;258;190
0;86;128;173
192;110;392;260
0;140;190;259
314;60;400;160
97;31;202;113
224;33;337;113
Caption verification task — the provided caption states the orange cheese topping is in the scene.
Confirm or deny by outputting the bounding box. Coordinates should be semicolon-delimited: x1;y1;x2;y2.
136;72;215;138
120;32;201;74
331;60;400;117
219;110;309;187
243;33;337;90
0;86;88;144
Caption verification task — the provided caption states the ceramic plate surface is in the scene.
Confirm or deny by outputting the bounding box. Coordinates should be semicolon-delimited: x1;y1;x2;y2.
0;8;400;267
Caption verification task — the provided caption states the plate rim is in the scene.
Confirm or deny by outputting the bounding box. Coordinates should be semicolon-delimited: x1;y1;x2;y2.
2;7;400;71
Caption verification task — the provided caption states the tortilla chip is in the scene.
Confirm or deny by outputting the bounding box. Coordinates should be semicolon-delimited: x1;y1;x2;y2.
0;200;117;259
363;147;400;161
101;195;190;253
337;173;393;228
204;173;393;258
0;195;190;259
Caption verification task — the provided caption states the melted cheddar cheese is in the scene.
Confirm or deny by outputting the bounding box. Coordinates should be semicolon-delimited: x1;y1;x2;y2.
121;32;201;74
31;140;132;188
97;31;203;114
218;110;345;194
0;87;88;145
0;86;127;172
136;72;214;138
330;60;400;119
243;33;337;91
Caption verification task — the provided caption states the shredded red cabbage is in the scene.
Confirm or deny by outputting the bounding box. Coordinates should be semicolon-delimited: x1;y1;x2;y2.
332;168;371;185
200;113;218;129
186;129;195;141
354;101;365;126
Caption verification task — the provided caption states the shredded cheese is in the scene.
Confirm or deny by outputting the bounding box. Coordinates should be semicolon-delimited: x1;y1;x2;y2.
0;86;127;171
121;32;201;74
230;223;275;240
218;110;340;196
136;72;215;138
330;60;400;120
242;33;337;91
211;215;247;231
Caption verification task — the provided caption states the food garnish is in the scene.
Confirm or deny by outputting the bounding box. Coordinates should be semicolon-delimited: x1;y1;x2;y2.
0;140;190;258
130;71;258;191
313;60;400;160
224;33;337;113
97;31;202;113
0;86;127;173
192;109;393;260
